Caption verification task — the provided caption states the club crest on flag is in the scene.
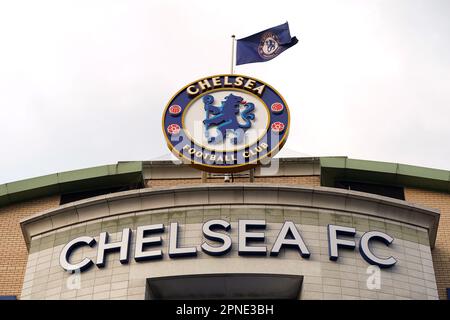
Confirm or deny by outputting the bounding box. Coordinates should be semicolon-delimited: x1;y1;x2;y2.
258;32;281;59
162;74;290;173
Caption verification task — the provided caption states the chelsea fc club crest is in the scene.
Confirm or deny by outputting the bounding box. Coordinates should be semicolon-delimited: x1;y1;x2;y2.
258;32;281;59
162;74;290;173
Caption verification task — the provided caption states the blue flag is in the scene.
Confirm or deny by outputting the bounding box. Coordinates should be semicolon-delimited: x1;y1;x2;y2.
236;22;298;65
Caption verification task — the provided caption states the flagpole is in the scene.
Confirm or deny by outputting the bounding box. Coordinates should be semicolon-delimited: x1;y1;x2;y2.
225;35;236;183
230;35;236;74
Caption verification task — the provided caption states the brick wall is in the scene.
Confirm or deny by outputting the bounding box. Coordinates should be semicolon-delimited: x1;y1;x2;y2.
405;188;450;300
0;196;60;298
5;178;447;300
146;175;321;188
1;177;319;299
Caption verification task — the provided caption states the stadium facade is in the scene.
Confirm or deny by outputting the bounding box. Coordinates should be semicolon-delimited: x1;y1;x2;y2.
0;156;449;300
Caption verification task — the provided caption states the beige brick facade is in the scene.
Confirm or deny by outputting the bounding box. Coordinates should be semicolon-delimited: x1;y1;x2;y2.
2;177;450;300
0;176;320;299
0;196;60;297
18;185;440;300
405;188;450;300
146;175;321;188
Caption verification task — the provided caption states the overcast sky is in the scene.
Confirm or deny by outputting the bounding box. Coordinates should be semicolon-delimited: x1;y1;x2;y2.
0;0;449;184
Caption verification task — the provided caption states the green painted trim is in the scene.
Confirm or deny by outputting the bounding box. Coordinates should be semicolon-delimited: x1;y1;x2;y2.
2;156;449;208
320;157;450;193
0;162;144;207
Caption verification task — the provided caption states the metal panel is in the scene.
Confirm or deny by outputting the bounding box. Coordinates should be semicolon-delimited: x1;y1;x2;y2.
146;273;303;300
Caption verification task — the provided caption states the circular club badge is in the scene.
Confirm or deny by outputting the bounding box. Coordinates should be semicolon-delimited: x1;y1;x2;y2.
258;32;281;59
162;74;290;173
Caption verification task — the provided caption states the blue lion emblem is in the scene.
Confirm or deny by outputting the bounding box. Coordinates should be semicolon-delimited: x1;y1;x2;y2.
202;93;255;144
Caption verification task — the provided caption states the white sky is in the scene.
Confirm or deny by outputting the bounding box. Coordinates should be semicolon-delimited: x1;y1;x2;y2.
0;0;449;184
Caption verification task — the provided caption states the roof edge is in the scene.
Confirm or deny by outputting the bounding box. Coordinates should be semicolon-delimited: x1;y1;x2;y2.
320;157;450;193
0;162;144;208
1;156;449;209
